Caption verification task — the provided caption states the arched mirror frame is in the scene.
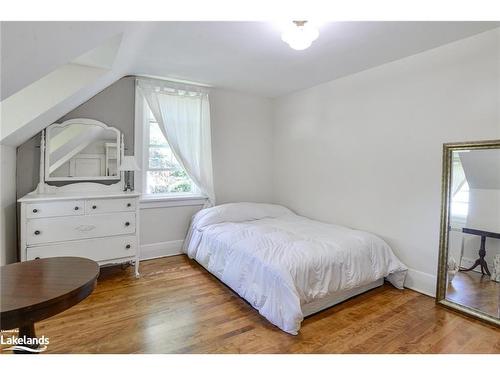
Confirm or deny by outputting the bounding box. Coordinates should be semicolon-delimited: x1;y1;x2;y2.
43;118;123;182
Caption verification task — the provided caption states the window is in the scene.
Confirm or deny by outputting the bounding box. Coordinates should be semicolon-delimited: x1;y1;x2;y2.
135;78;213;204
142;107;198;195
450;153;470;227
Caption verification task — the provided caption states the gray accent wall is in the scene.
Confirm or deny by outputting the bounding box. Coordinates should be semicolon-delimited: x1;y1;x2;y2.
16;76;135;198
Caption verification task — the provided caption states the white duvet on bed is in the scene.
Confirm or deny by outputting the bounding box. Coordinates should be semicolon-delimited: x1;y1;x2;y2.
183;203;408;335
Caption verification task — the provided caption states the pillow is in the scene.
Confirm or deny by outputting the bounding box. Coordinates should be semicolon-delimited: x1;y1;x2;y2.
192;202;294;229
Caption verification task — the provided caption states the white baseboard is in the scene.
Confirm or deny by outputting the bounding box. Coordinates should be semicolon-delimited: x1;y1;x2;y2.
404;268;437;297
140;240;184;261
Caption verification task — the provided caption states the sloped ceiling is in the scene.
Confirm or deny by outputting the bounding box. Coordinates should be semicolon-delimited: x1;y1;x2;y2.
1;21;499;147
1;33;126;146
460;149;500;190
0;22;155;146
0;22;147;100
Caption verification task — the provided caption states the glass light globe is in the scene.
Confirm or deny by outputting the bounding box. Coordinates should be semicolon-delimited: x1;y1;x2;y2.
281;21;319;51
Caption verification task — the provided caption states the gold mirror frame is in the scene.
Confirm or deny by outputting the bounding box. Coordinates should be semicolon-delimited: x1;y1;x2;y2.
436;139;500;327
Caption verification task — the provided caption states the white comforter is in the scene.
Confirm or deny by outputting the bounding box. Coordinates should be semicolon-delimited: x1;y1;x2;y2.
183;203;408;335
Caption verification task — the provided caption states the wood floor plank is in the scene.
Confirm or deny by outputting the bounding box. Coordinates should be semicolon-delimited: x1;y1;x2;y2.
3;255;498;354
447;271;499;318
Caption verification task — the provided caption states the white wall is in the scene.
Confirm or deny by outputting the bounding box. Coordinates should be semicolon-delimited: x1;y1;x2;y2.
0;144;17;265
272;28;500;296
210;88;273;204
139;203;205;260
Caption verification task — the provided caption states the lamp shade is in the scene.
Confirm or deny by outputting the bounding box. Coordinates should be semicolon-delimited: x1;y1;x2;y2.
119;156;140;171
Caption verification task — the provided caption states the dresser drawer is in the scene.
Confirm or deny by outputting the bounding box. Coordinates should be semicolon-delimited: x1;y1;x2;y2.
27;235;137;263
27;212;136;245
85;198;136;214
26;200;85;219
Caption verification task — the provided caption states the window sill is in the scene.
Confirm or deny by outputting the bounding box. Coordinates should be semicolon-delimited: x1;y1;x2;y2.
139;194;207;209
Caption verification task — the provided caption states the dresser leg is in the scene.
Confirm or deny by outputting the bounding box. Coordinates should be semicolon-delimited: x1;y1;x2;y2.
135;260;140;278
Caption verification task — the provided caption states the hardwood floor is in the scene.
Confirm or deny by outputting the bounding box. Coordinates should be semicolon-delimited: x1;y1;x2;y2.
447;271;499;318
3;255;499;354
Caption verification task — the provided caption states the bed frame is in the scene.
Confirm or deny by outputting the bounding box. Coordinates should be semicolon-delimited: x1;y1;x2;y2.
301;278;384;317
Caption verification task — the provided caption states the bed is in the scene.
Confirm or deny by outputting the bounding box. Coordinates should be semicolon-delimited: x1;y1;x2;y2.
183;202;408;335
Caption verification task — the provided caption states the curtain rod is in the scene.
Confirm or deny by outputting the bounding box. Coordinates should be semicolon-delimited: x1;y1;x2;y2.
132;74;212;88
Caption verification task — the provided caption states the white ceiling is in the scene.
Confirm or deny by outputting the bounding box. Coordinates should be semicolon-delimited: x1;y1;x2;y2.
2;21;499;99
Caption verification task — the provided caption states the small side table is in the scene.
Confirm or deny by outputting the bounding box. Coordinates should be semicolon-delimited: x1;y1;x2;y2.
460;228;500;276
1;257;99;353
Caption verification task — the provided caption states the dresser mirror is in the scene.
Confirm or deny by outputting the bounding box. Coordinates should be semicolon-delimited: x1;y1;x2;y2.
44;118;122;181
437;140;500;327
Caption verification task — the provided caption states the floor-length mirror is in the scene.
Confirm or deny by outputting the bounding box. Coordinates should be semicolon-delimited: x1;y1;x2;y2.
437;140;500;326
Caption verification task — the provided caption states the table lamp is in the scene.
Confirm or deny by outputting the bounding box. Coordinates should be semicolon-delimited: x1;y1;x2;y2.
119;156;140;191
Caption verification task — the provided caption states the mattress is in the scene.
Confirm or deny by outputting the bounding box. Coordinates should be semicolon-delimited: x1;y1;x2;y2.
183;202;408;335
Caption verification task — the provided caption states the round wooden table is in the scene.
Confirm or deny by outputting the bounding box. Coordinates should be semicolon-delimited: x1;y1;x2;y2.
1;257;99;353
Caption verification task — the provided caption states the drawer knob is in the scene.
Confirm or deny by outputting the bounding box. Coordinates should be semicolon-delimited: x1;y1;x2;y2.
92;205;97;209
34;230;41;235
126;244;131;249
125;222;130;227
32;208;38;213
127;203;132;207
74;206;79;211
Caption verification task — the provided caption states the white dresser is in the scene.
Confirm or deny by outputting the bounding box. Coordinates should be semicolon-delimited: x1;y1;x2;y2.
18;118;142;276
18;190;141;276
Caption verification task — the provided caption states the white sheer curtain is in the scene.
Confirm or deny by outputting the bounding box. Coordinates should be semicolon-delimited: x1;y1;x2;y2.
137;78;215;206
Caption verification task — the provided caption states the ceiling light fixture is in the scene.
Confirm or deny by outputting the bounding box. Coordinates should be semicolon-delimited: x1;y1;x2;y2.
281;21;319;51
